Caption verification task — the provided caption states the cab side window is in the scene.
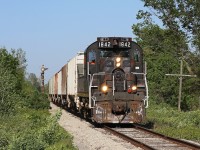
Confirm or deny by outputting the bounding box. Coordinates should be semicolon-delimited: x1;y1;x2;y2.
88;50;96;64
134;49;140;62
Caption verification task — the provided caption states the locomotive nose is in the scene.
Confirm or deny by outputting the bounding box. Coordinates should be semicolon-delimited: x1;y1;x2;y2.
113;69;125;81
113;69;125;92
112;102;128;115
115;72;121;78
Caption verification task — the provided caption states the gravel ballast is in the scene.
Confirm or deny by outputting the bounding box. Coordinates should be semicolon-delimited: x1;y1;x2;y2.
49;103;141;150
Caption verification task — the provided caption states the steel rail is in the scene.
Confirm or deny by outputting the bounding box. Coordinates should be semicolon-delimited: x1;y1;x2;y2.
134;125;200;150
104;126;156;150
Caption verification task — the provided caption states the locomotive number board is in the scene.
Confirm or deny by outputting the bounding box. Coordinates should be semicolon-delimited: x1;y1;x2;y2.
98;41;112;48
97;37;132;48
119;41;131;48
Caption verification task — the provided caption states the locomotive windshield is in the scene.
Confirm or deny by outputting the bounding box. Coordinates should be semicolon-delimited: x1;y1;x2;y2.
100;49;129;58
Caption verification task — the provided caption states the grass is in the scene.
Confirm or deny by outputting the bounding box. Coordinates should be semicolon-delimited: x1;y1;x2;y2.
0;106;77;150
2;96;200;149
145;101;200;142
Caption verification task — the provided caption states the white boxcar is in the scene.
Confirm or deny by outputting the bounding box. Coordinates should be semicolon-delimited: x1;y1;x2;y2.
61;64;67;95
54;73;58;95
49;74;56;101
57;70;62;95
67;52;84;97
49;52;84;105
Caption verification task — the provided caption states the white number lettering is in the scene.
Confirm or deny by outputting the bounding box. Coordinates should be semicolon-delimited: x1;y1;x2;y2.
119;42;131;47
125;42;128;47
99;42;111;47
101;42;104;47
107;42;111;47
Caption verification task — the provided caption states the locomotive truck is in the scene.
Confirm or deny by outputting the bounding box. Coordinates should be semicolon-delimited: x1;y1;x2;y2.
49;37;148;123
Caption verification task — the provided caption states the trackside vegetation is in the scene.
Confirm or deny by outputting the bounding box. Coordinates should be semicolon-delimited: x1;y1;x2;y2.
135;0;200;143
1;0;200;148
146;102;200;142
0;48;77;150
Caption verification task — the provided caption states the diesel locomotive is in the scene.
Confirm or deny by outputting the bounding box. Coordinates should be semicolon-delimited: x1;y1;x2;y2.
49;37;148;123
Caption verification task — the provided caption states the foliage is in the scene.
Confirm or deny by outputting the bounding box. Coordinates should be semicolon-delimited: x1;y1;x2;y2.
0;109;76;150
0;48;46;115
0;48;26;93
11;48;27;71
0;48;28;116
140;0;200;53
0;48;19;76
21;86;50;109
146;102;200;141
0;50;20;116
0;48;76;149
11;48;27;91
27;73;41;91
132;2;200;111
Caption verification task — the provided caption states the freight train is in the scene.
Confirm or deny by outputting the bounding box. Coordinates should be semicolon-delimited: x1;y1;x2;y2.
49;37;149;123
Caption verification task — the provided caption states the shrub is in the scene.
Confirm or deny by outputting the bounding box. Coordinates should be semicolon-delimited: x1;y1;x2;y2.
146;101;200;141
8;110;76;150
22;90;50;110
0;136;9;150
8;131;47;150
0;62;19;116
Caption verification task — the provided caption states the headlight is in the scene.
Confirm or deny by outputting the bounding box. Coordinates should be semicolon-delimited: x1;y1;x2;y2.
131;85;137;91
116;63;121;67
116;57;121;63
127;85;137;94
101;85;108;92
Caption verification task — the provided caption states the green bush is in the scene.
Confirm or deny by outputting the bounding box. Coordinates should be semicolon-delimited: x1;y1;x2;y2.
0;135;9;150
0;62;19;116
0;48;75;149
6;110;76;150
146;101;200;141
22;90;50;110
8;131;47;150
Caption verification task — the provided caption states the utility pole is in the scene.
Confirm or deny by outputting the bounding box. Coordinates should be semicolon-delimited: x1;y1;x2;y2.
166;58;196;111
41;65;48;93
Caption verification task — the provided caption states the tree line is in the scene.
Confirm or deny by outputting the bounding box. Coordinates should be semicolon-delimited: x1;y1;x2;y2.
0;48;75;149
0;48;47;116
133;0;200;111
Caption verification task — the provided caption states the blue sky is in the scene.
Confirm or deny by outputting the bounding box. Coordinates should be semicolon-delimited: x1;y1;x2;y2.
0;0;147;82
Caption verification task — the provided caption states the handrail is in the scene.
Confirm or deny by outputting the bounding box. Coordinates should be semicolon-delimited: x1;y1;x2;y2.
132;61;149;108
113;75;115;96
87;62;91;81
89;72;106;108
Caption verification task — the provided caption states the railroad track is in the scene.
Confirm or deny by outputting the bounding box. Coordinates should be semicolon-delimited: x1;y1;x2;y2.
104;125;200;150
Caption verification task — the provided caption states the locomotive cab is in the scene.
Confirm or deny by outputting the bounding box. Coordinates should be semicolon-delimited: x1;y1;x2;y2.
78;37;148;123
